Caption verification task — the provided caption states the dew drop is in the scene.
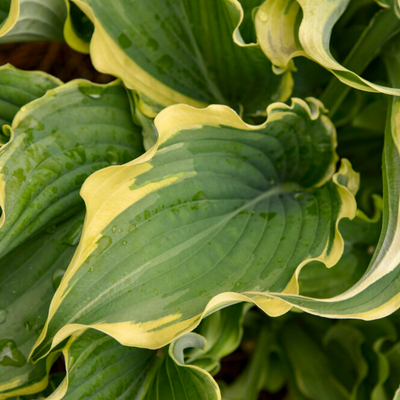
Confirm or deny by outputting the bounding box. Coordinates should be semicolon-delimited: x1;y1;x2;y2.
146;37;159;51
106;146;119;165
156;54;174;73
53;269;65;290
61;219;84;245
294;192;305;201
111;225;117;233
0;310;6;324
46;225;57;234
84;235;112;264
117;33;132;49
192;191;207;201
24;317;35;332
78;85;105;99
122;241;127;245
0;339;26;367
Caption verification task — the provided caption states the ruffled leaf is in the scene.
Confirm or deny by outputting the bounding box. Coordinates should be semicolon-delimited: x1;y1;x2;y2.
70;0;292;116
30;98;358;360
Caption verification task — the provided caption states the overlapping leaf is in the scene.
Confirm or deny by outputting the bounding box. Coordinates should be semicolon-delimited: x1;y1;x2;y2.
70;0;292;117
0;79;144;258
299;204;382;298
0;65;61;145
223;310;400;400
268;36;400;320
30;98;359;361
45;308;249;400
0;213;82;399
255;0;400;98
0;0;67;43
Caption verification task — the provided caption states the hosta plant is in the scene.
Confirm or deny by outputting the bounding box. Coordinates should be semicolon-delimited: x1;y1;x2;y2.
1;0;400;399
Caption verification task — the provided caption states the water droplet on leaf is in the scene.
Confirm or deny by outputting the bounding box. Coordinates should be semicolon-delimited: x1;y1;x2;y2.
53;269;65;290
0;340;26;367
0;310;6;324
78;85;105;99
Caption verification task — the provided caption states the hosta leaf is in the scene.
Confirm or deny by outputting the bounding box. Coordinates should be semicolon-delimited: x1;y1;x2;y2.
0;213;82;399
256;0;400;97
0;0;67;43
222;322;272;400
0;79;144;258
299;203;382;298
188;303;249;375
63;1;93;54
145;333;220;400
230;311;400;400
0;64;61;144
386;342;400;396
47;330;219;400
71;0;292;117
377;0;400;19
31;98;358;360
266;37;400;320
282;322;351;400
0;0;18;37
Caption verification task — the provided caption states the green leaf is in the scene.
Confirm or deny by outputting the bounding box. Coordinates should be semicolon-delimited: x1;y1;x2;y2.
188;303;249;375
264;37;400;321
47;330;220;400
71;0;292;116
145;333;220;400
0;79;144;259
222;311;400;400
63;1;93;54
0;0;67;43
222;323;272;400
0;64;61;144
0;213;82;399
299;203;382;298
376;0;400;19
386;342;400;397
30;98;358;361
282;322;351;400
255;0;400;100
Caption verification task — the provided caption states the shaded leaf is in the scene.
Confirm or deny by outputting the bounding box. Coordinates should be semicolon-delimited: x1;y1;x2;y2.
0;213;82;399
